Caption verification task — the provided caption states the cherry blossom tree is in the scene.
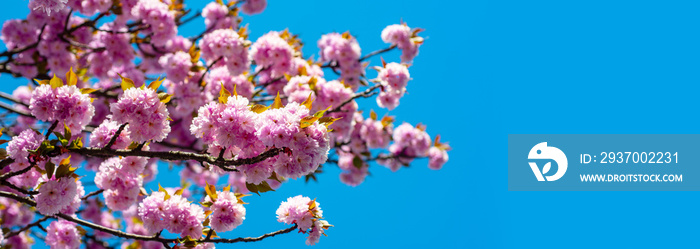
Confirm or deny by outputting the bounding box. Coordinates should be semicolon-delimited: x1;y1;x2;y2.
0;0;451;248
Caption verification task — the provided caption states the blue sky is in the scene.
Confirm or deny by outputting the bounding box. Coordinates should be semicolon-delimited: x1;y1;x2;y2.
2;0;700;248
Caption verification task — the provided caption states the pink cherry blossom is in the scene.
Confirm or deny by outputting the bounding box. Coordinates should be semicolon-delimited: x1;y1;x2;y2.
45;220;80;249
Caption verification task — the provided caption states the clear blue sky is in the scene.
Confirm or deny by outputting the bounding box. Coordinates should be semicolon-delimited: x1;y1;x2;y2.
2;0;700;248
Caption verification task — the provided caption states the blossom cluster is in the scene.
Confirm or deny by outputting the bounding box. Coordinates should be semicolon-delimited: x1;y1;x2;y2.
251;31;295;78
6;129;44;170
131;0;178;46
202;2;238;30
276;195;331;245
89;118;133;149
191;94;330;182
317;33;365;90
95;157;145;210
207;190;247;232
0;197;35;228
110;86;171;143
376;62;411;110
36;177;80;215
381;23;424;62
240;0;267;15
29;84;95;132
378;123;433;171
45;220;81;249
200;29;250;75
137;191;205;238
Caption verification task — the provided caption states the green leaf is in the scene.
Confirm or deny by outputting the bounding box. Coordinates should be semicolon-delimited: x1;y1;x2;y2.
34;79;50;85
45;161;55;179
65;67;78;86
353;155;364;169
158;92;172;104
119;74;135;91
245;181;274;196
200;201;214;208
270;92;283;109
234;193;250;205
0;148;6;160
318;117;342;128
245;182;259;195
54;163;76;179
68;138;83;149
301;92;314;110
300;106;331;129
218;83;230;104
80;88;99;94
75;226;87;236
158;183;171;201
268;172;282;183
127;142;140;150
63;124;72;142
50;74;63;89
381;115;394;127
149;77;164;91
125;241;141;249
249;104;269;114
202;217;210;227
205;182;217;201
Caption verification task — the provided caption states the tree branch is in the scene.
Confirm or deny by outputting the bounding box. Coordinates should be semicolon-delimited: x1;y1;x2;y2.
199;224;298;243
104;123;128;150
81;189;104;200
0;101;33;117
3;216;50;239
326;84;382;114
359;44;397;62
68;146;283;170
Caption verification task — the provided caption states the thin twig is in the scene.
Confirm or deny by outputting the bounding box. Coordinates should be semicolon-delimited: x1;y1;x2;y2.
0;92;28;107
3;216;50;239
326;84;382;114
104;123;128;150
359;45;397;62
81;189;104;200
198;56;224;87
0;101;33;117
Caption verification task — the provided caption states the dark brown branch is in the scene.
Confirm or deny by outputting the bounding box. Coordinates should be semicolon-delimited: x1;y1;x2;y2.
321;45;397;69
3;216;50;239
46;120;59;139
104;123;128;150
1;188;298;245
198;56;224;87
81;189;104;200
0;190;36;206
0;92;28;107
156;140;200;152
359;44;397;62
0;179;39;195
69;146;283;170
326;84;382;114
0;163;34;182
0;24;46;59
0;101;33;117
200;224;298;243
0;158;15;170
